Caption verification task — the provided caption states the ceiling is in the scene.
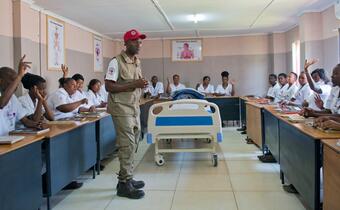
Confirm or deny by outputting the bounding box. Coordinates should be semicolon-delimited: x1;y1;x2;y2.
32;0;335;39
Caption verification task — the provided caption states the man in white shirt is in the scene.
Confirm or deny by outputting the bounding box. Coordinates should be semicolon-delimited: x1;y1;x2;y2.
302;62;340;117
289;72;312;106
277;72;298;102
166;74;185;95
274;73;288;102
47;78;94;120
0;55;42;136
145;75;164;99
266;74;281;100
197;76;214;96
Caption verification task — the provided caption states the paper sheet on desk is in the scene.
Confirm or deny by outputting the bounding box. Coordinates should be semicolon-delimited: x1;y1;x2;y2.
0;136;25;144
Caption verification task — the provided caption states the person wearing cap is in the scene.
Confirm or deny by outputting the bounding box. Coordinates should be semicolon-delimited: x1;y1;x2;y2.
105;29;148;199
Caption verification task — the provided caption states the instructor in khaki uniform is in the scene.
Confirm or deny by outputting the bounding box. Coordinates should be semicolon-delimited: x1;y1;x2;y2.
105;29;148;199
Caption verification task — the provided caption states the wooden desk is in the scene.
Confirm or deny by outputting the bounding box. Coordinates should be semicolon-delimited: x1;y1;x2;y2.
245;102;265;148
262;108;280;162
0;135;44;210
322;139;340;210
263;107;340;210
43;121;97;210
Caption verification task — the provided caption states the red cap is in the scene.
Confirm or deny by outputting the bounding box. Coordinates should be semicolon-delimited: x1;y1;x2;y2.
123;29;146;42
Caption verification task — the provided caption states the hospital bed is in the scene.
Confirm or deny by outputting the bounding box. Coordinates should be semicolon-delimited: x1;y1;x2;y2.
146;99;223;167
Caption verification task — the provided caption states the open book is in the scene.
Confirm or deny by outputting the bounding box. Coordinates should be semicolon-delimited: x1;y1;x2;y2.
46;116;88;125
9;127;50;135
77;112;106;118
0;136;25;145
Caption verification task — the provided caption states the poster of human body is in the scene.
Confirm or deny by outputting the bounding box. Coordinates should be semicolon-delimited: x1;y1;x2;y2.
93;36;103;72
47;16;65;70
172;40;202;61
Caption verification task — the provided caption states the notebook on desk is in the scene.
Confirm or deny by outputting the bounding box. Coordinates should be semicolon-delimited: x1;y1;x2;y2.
281;114;306;123
46;116;88;125
77;112;105;118
0;136;25;145
9;127;50;135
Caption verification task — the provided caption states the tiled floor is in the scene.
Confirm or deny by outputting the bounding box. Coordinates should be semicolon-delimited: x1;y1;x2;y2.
41;127;306;210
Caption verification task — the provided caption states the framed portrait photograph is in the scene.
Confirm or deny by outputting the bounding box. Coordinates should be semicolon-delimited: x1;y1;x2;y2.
93;36;103;72
171;39;202;62
47;16;65;71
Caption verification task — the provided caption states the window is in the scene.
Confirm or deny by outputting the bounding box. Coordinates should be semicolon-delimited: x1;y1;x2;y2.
292;41;300;75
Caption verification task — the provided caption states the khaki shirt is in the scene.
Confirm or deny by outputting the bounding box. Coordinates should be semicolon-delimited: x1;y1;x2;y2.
106;51;142;117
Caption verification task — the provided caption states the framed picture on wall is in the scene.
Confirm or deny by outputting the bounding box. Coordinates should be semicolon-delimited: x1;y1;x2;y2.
47;16;65;71
171;39;202;62
93;36;103;72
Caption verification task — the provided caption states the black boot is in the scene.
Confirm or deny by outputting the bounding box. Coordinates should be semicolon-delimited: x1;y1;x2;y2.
116;180;145;199
116;179;145;189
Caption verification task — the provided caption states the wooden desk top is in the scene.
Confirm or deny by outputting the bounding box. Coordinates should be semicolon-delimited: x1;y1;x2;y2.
264;107;340;140
0;135;45;156
322;139;340;153
206;96;240;99
240;96;258;101
246;101;274;109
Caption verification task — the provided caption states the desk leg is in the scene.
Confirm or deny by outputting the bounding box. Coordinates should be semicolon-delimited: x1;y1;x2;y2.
47;196;50;210
96;121;101;175
280;170;284;185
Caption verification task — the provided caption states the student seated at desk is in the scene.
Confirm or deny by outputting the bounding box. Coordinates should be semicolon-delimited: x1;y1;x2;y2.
302;63;340;118
303;60;332;111
19;73;54;121
58;64;69;88
215;71;235;96
86;79;107;108
47;78;95;120
277;72;298;102
274;73;288;102
144;75;164;99
285;72;312;106
266;74;281;101
197;76;215;96
72;73;89;101
166;74;185;95
0;55;43;135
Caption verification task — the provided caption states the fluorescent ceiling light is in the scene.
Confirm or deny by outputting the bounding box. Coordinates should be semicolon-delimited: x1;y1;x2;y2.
188;14;205;23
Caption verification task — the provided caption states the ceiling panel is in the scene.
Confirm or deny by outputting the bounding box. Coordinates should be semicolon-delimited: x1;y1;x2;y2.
32;0;334;39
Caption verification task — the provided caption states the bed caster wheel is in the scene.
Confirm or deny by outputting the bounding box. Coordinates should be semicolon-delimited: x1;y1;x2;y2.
212;154;218;167
155;155;165;166
206;139;212;143
166;139;172;144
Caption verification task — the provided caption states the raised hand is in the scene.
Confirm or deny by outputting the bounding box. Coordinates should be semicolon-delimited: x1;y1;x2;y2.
304;59;318;71
18;54;32;77
61;64;69;78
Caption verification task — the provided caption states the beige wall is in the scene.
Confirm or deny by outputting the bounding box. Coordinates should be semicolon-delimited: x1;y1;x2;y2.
139;35;274;96
1;0;117;94
0;0;14;67
1;1;339;96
